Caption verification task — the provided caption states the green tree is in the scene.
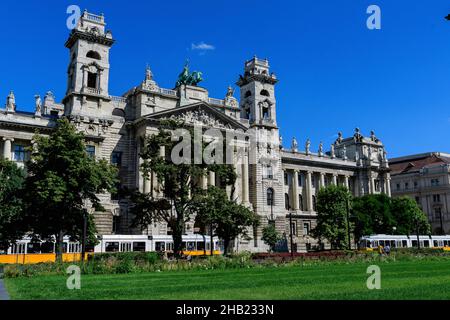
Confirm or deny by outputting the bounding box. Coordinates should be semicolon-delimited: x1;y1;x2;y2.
312;185;352;250
24;118;118;261
262;223;280;253
391;196;430;248
195;186;259;255
0;159;26;251
352;194;395;240
131;119;242;258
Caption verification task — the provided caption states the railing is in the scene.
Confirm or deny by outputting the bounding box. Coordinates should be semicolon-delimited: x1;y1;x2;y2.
158;88;177;96
84;12;104;24
208;98;225;106
110;95;127;104
84;87;101;95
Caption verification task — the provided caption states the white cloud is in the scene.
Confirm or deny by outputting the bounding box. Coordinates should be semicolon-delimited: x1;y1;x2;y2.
191;42;215;51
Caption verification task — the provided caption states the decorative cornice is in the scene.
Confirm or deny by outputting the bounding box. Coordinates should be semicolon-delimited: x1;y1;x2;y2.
65;30;115;48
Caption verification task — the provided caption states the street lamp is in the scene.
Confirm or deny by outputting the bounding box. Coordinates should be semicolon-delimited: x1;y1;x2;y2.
81;210;88;263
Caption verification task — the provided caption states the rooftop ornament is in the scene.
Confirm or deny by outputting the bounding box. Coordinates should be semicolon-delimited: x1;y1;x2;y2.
176;60;203;87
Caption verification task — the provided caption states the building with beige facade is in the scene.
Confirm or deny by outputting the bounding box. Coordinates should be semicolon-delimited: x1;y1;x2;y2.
0;11;391;252
390;152;450;234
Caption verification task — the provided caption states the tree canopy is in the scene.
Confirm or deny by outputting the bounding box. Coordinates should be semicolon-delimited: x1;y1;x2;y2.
0;159;26;251
195;186;259;255
24;118;118;260
312;185;353;249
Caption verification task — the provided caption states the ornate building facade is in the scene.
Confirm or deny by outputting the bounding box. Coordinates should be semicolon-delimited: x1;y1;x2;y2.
0;11;391;252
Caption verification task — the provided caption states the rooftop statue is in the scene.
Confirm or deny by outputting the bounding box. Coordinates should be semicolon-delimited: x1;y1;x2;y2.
176;60;203;87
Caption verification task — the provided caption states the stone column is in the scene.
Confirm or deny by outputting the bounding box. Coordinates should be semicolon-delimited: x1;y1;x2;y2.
344;175;349;190
201;170;208;190
332;174;338;186
151;171;158;197
292;170;299;210
208;171;216;187
305;171;313;212
241;152;249;204
369;172;375;193
319;172;326;189
3;138;13;160
385;175;391;197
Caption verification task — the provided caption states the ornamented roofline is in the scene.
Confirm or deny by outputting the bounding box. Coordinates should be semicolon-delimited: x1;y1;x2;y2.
65;30;115;48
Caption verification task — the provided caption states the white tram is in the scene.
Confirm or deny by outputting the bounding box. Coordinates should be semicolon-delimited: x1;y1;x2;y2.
358;234;450;250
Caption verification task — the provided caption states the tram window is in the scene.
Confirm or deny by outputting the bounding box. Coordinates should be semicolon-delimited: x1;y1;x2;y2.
41;242;55;253
155;242;165;252
120;242;132;252
402;240;408;247
167;243;173;251
197;242;205;251
187;242;195;251
105;242;120;252
86;245;95;253
373;241;378;247
181;242;187;250
12;243;26;254
62;243;68;253
379;240;385;247
444;241;449;247
133;242;146;252
433;240;439;247
423;241;429;248
27;242;41;254
412;240;418;247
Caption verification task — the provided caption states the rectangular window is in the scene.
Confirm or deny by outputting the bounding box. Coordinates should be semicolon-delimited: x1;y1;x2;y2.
111;151;122;166
414;181;418;189
13;145;27;162
290;222;297;237
86;145;95;158
105;242;119;252
263;164;273;179
415;196;420;204
87;72;98;89
433;194;441;203
284;172;289;185
303;223;310;235
396;183;400;191
404;182;409;190
298;173;303;187
431;179;440;186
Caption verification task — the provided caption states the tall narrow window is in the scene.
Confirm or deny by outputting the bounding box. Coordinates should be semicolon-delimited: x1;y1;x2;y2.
13;145;26;162
267;188;274;206
86;145;96;158
285;193;290;210
87;72;98;89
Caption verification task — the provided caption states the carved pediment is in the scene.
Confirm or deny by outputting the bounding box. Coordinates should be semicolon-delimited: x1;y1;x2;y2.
144;103;247;131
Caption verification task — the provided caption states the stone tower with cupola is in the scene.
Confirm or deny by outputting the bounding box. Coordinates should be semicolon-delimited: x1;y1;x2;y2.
237;57;285;250
63;10;114;117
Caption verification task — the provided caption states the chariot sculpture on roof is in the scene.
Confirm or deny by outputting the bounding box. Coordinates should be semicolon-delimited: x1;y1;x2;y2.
176;59;203;87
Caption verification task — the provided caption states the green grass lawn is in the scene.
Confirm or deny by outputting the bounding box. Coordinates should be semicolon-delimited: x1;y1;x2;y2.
4;259;450;300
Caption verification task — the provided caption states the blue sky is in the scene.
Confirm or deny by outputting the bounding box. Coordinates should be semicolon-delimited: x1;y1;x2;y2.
1;1;450;157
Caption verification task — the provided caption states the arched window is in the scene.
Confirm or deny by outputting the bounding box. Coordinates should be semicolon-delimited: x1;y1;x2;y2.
245;90;252;98
112;108;125;117
267;188;274;206
86;50;101;60
312;195;317;211
299;194;303;211
260;89;270;97
285;193;290;210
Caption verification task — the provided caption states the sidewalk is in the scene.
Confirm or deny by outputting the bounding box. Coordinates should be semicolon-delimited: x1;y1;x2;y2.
0;279;10;300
